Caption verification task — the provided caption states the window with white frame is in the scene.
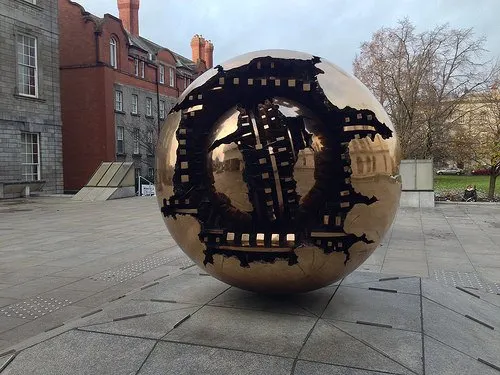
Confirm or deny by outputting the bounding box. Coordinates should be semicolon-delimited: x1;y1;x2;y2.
133;128;140;154
159;65;165;84
134;58;139;76
110;38;117;69
169;67;175;87
21;132;40;181
116;126;124;154
184;77;188;89
131;94;138;114
17;34;38;97
115;90;123;111
140;61;145;78
159;100;165;119
146;97;152;116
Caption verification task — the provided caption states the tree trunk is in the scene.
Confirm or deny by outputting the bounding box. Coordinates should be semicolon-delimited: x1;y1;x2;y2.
488;173;497;201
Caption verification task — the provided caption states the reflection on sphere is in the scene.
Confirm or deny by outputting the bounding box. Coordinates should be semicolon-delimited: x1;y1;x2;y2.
156;50;401;293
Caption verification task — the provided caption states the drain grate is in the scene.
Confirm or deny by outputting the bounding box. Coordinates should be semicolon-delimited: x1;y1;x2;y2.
90;254;180;283
432;270;500;294
0;296;72;319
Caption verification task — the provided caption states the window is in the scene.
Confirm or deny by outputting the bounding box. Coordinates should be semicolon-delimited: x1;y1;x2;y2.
17;34;38;97
146;97;152;116
159;100;165;119
147;130;153;154
133;128;140;154
110;38;117;69
24;0;37;4
148;167;154;178
115;90;123;111
21;132;40;181
116;126;124;154
184;77;188;89
134;58;139;76
159;65;165;84
140;61;145;78
169;67;175;87
131;94;138;114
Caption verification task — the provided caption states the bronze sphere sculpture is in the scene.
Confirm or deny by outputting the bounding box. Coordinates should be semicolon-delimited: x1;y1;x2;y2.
156;50;401;293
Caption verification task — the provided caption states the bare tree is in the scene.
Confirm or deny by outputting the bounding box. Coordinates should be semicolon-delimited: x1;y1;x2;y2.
353;18;497;163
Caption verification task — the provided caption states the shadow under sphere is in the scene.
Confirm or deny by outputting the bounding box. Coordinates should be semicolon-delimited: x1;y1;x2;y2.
156;50;401;293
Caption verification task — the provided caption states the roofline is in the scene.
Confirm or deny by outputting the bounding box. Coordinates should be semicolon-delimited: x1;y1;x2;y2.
66;0;200;70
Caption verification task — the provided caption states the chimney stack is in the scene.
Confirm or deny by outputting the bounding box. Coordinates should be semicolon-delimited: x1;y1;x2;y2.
117;0;140;35
190;34;202;63
191;35;214;69
204;41;214;69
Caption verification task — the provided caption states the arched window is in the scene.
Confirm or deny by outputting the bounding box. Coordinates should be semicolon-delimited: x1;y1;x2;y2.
372;156;377;172
110;38;117;69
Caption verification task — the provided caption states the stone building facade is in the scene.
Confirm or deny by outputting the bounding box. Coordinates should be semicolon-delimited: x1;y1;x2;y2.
59;0;214;192
0;0;63;196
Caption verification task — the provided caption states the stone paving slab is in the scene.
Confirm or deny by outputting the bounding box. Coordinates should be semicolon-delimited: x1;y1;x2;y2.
0;330;156;375
137;342;294;375
0;197;196;349
208;284;336;317
0;271;499;374
322;286;421;331
164;305;318;358
299;319;415;374
0;197;499;373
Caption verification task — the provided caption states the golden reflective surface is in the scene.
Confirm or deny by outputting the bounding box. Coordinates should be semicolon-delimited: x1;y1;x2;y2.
156;50;401;293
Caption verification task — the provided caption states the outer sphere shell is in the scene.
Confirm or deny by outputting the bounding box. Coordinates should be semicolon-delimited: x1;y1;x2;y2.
156;50;401;293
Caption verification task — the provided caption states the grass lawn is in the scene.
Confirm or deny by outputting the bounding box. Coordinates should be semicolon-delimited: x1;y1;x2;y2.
434;175;498;201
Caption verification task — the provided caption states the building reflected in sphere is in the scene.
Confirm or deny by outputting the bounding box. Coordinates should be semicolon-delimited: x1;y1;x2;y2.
156;50;401;293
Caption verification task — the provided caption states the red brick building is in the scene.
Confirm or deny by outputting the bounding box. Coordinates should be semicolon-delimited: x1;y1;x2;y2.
59;0;214;192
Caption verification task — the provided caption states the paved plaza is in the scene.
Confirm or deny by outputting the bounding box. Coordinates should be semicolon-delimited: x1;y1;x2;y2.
0;196;499;374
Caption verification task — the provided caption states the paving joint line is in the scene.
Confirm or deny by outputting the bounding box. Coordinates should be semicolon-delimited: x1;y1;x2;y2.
290;279;344;374
323;319;420;375
464;315;495;330
368;287;398;293
455;286;480;298
0;353;16;372
478;358;500;372
419;278;426;375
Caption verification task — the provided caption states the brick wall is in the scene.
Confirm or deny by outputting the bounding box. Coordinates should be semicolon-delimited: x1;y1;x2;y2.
58;0;204;191
0;0;63;194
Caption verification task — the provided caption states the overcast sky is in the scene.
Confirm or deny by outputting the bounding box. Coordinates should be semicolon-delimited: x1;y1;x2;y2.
75;0;500;72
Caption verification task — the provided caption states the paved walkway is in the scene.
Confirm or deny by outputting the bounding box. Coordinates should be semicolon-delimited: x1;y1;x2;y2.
0;196;499;354
2;270;500;374
364;204;500;291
